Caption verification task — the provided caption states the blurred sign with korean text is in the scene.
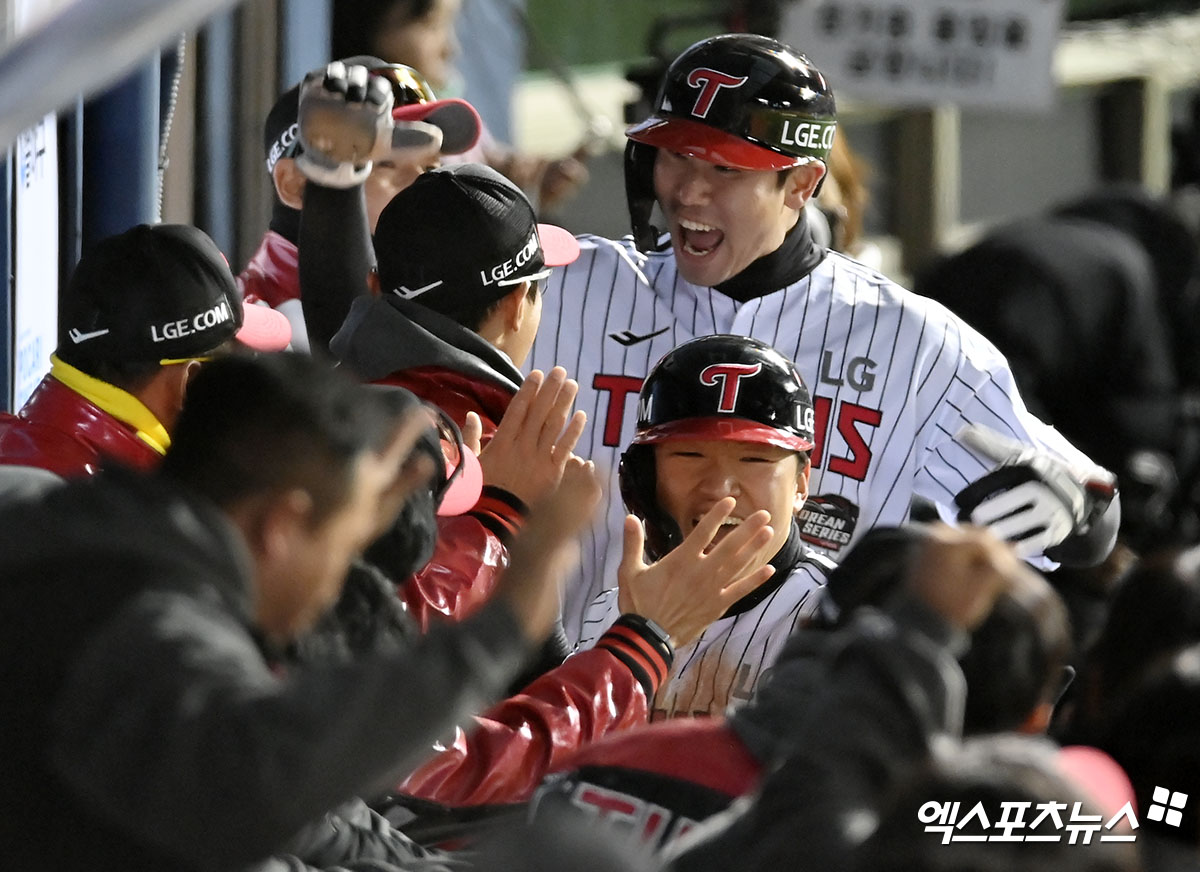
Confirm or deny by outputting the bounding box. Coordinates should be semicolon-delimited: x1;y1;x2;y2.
781;0;1066;110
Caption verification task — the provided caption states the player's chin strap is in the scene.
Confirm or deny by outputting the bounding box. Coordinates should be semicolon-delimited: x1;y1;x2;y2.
953;424;1120;568
625;140;664;253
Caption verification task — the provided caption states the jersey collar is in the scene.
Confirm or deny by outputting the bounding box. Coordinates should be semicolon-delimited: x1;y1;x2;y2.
714;209;826;303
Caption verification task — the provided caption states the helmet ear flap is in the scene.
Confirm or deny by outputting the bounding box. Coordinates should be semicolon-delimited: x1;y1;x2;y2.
618;444;682;562
625;140;662;253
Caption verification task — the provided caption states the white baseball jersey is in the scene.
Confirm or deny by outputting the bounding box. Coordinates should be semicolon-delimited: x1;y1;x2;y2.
530;235;1095;643
576;550;833;719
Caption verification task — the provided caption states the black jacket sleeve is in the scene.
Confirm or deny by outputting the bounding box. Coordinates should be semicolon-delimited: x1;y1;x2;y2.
48;590;529;872
299;182;375;357
667;597;969;872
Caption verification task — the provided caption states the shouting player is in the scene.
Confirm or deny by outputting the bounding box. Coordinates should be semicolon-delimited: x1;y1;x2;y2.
527;33;1120;640
577;335;833;718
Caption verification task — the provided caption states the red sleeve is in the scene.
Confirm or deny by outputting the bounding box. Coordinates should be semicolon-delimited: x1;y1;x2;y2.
397;486;529;632
396;619;673;806
397;515;507;633
549;720;764;798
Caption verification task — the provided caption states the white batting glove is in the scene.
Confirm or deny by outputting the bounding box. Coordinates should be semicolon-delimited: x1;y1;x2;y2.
953;424;1117;559
296;61;394;188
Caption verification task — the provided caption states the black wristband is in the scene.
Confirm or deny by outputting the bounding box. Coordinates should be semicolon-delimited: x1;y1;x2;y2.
613;612;674;663
481;485;529;519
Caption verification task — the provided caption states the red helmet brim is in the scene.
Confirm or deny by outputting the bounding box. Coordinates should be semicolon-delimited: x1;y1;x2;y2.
635;416;814;453
626;115;803;172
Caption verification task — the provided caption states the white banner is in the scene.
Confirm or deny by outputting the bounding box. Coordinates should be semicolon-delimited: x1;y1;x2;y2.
11;112;57;409
781;0;1066;111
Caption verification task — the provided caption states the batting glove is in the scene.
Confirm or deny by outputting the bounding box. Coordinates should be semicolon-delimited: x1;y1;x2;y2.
296;61;394;188
953;424;1117;559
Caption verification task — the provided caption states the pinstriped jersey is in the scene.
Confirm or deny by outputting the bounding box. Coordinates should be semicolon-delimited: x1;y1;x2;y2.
575;552;833;719
530;235;1095;644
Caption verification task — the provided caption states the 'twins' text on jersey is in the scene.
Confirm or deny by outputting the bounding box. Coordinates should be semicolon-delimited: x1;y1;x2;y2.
530;235;1096;644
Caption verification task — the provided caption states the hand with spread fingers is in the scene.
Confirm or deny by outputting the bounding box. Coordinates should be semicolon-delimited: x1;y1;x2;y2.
617;497;776;648
478;367;587;507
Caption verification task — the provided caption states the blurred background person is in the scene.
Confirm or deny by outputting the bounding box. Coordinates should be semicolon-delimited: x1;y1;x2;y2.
330;0;591;215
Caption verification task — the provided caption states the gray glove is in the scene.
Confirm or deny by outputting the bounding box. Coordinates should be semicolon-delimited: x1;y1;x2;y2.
296;61;395;188
953;424;1117;559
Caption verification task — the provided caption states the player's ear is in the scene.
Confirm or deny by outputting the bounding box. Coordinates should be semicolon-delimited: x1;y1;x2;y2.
499;282;531;332
273;157;307;210
783;163;824;211
793;453;812;511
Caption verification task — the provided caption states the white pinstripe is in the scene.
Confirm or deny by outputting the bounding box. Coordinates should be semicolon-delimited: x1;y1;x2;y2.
531;236;1095;644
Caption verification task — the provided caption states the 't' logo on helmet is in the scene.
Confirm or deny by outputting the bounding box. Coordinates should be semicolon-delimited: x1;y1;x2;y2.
685;68;749;118
700;362;762;413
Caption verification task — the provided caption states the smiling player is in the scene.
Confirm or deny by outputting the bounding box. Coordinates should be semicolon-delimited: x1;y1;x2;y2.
530;33;1120;643
577;335;833;719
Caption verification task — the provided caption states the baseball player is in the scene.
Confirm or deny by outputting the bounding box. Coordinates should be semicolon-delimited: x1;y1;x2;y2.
576;334;834;719
528;33;1120;642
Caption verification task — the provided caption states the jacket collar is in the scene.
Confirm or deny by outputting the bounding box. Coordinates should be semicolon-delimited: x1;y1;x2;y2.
49;355;171;455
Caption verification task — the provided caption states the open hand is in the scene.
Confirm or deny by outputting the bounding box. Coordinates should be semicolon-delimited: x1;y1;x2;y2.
617;497;775;648
479;367;587;505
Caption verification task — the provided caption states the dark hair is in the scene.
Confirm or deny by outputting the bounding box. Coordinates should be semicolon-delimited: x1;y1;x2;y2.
960;584;1072;735
160;352;399;524
436;278;541;333
806;525;929;629
53;350;162;394
330;0;437;61
1063;546;1200;743
1099;643;1200;848
854;736;1138;872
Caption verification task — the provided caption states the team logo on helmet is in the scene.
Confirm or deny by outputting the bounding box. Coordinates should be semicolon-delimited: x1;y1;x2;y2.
684;68;749;118
699;362;762;413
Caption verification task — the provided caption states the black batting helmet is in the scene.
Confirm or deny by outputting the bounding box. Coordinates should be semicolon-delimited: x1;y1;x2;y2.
619;335;815;560
625;33;836;249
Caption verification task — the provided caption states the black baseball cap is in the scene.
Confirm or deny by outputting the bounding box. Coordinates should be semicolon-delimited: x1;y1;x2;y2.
60;224;292;363
373;163;580;315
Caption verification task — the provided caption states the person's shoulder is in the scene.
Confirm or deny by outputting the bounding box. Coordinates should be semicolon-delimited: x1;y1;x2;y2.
0;463;63;508
0;415;99;478
568;233;654;268
822;251;991;341
819;250;921;304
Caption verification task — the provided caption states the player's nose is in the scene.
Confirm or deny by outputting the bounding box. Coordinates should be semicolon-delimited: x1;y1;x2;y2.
673;160;712;206
695;462;739;498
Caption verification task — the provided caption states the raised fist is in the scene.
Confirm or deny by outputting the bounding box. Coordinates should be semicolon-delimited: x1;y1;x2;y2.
296;61;395;188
